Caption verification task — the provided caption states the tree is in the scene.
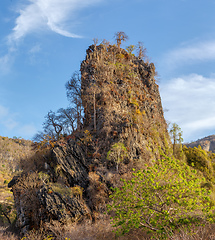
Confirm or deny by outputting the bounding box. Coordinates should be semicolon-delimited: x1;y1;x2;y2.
43;110;63;140
57;107;76;133
126;45;136;55
65;71;84;130
136;41;147;59
107;142;128;172
108;156;214;239
34;71;84;143
114;32;128;48
34;106;78;143
169;123;183;156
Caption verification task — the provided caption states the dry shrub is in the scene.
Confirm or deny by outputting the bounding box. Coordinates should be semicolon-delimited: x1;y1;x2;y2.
13;172;42;230
2;217;215;240
49;183;84;200
0;226;18;240
173;223;215;240
87;171;109;215
22;217;151;240
19;148;51;173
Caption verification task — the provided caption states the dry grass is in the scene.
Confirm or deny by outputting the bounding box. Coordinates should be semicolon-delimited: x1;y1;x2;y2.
18;147;51;173
0;226;18;240
1;217;213;240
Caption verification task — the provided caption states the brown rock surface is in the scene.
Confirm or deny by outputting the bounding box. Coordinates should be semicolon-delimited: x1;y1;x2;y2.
8;43;172;235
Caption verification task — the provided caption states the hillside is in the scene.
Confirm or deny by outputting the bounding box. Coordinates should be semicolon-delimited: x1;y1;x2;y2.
0;136;33;227
6;40;173;236
185;135;215;153
2;36;215;240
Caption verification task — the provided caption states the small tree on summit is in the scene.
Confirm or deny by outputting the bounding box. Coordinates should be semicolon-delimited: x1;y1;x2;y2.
137;41;147;59
114;31;128;48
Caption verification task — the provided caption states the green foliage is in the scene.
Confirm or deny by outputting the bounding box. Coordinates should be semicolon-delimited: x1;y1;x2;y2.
108;156;215;239
107;142;128;172
169;123;184;158
183;145;215;182
169;123;183;143
126;45;136;55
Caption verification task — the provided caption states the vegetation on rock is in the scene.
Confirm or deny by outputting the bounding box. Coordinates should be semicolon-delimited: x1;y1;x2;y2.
1;32;215;239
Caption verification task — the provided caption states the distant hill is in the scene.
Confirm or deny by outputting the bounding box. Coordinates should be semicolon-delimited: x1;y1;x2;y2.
0;136;33;226
0;136;33;172
185;135;215;153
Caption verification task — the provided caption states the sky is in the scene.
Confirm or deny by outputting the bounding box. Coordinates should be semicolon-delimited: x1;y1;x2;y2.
0;0;215;143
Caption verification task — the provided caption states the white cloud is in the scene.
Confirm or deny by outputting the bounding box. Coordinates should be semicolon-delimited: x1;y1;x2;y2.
163;40;215;69
29;44;41;54
0;105;9;118
0;104;37;139
0;52;15;73
9;0;103;44
3;118;18;130
1;0;103;71
18;124;37;138
0;105;18;130
160;74;215;142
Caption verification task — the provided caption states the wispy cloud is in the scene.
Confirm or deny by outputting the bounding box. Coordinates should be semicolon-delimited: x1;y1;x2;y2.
0;104;37;139
162;40;215;70
29;44;41;54
160;74;215;142
9;0;103;44
0;105;18;130
0;51;15;73
1;0;103;71
18;124;37;138
0;105;9;118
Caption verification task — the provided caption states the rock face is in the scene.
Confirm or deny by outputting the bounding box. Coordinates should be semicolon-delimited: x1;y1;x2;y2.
51;139;89;188
81;44;171;163
8;43;172;235
185;135;215;152
8;173;90;235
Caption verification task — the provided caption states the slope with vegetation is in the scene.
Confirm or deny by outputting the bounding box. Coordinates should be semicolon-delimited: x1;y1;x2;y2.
0;136;33;227
1;33;215;240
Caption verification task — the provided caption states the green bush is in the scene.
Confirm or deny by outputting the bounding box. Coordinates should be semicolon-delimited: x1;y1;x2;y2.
108;156;215;239
183;146;215;181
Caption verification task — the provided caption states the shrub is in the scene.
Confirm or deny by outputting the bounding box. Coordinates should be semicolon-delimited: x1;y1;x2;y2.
107;143;128;172
108;156;215;239
183;146;215;181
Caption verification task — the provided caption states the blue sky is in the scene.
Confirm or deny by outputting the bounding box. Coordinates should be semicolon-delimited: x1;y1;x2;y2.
0;0;215;143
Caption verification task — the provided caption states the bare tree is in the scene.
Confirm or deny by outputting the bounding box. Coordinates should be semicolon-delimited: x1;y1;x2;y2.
65;72;84;130
57;107;76;134
43;110;63;139
114;31;128;48
137;41;147;59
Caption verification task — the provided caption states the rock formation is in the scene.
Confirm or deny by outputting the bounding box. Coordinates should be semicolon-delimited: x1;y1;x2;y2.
81;44;171;164
8;42;172;235
8;172;90;235
185;135;215;153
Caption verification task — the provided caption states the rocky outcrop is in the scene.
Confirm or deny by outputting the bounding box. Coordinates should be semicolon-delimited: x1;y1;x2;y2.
51;139;89;188
185;135;215;153
8;42;172;235
8;173;90;235
81;44;171;164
